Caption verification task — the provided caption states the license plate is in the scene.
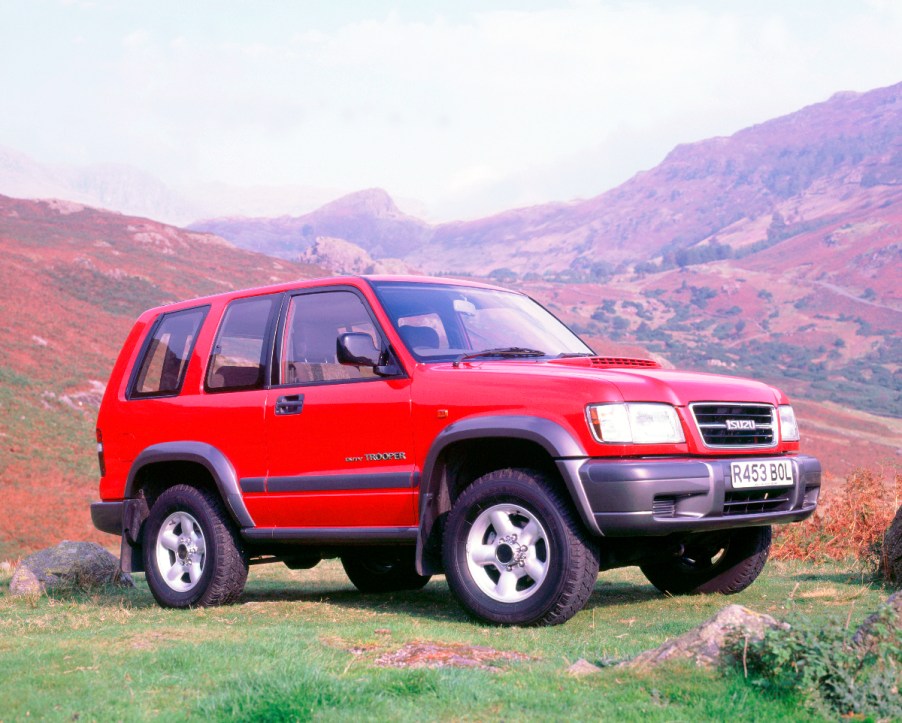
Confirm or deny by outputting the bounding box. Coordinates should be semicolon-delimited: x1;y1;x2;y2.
730;459;794;488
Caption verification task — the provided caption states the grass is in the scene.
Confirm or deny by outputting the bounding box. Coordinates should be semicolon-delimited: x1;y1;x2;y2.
0;559;893;721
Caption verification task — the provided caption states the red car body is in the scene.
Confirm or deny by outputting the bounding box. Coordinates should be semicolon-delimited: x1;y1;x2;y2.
91;275;820;624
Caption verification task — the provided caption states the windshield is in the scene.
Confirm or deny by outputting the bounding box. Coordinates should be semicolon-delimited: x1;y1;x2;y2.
370;281;594;362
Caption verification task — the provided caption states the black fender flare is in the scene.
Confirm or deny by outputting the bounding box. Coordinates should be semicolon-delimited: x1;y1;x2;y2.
416;415;593;575
125;441;255;528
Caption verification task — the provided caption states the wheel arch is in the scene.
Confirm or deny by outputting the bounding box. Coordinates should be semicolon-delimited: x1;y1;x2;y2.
416;415;589;575
126;442;255;529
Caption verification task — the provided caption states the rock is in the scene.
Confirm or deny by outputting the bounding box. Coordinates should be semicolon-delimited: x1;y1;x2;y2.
624;604;788;669
298;236;414;276
9;540;133;596
883;504;902;586
566;658;603;677
853;590;902;649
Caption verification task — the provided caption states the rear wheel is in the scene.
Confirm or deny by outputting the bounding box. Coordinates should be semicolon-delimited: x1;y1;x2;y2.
341;548;431;593
442;468;599;626
640;526;771;595
143;484;248;608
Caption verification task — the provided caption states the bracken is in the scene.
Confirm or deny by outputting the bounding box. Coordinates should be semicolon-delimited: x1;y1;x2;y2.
772;466;900;570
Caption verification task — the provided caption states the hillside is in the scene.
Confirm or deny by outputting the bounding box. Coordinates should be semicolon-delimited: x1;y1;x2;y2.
0;195;323;557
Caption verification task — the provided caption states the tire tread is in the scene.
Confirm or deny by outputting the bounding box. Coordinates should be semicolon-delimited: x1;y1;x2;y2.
443;468;599;626
144;484;248;608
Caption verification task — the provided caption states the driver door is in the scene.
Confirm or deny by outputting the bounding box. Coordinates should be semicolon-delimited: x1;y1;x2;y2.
247;286;416;529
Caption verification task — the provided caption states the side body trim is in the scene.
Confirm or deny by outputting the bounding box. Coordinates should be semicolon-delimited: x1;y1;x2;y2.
125;441;255;528
264;472;415;493
240;477;266;493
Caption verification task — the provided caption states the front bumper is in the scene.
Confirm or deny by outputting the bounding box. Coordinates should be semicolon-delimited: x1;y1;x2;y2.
572;454;821;536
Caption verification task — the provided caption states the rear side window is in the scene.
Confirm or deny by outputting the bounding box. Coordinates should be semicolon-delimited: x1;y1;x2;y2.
130;306;208;398
206;295;280;392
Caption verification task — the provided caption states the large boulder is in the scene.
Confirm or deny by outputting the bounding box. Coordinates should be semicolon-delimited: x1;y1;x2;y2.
9;540;133;596
883;504;902;586
624;604;788;669
853;590;902;649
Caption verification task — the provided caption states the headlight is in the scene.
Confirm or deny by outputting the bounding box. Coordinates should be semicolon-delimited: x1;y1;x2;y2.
779;405;800;442
587;403;685;444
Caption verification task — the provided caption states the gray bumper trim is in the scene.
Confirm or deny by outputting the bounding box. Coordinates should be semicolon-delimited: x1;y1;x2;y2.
574;454;821;536
90;501;124;536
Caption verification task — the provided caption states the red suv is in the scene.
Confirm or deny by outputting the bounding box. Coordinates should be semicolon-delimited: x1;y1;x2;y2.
91;276;820;625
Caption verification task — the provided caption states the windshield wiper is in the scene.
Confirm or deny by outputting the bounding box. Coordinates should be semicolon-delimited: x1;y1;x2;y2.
556;352;594;358
453;347;546;367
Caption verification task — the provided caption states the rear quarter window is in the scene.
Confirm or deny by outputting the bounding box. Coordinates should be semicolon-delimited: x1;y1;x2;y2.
129;306;208;398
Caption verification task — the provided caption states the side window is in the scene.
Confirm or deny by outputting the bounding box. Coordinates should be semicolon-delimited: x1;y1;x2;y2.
206;295;279;392
131;306;208;398
280;290;380;384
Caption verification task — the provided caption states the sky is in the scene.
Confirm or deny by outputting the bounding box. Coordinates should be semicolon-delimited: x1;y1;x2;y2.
2;0;902;221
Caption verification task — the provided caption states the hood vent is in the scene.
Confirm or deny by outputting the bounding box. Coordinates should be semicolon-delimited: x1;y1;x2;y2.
587;357;661;369
549;356;661;369
550;356;661;369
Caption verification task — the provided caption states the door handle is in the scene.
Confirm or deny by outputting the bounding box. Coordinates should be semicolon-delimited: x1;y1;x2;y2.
275;394;304;415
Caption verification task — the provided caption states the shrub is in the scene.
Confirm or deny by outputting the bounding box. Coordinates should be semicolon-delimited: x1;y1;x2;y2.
772;467;901;571
730;606;902;719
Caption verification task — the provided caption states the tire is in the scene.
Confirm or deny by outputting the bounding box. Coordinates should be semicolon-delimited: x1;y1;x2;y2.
143;484;249;608
341;547;431;593
640;526;772;596
442;468;600;626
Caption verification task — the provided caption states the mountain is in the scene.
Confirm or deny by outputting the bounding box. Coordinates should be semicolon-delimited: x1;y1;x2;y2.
0;195;323;557
195;82;902;280
190;188;431;260
0;145;347;226
0;146;198;225
412;82;902;275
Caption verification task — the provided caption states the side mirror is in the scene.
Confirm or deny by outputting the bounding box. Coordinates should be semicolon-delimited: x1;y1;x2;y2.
337;332;381;366
336;332;402;377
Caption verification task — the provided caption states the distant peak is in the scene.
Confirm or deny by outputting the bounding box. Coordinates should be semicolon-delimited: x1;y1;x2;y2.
317;188;400;217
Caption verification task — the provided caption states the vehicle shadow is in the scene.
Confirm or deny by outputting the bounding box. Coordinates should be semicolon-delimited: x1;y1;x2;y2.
81;576;665;622
234;577;665;623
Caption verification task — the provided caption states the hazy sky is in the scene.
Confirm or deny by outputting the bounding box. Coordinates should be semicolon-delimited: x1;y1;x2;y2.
2;0;902;220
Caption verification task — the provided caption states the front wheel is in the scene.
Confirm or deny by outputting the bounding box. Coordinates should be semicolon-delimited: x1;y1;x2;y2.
640;526;771;595
442;468;599;626
143;484;248;608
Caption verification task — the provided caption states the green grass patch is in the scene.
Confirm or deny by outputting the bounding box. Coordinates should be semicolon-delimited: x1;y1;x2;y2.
0;560;893;720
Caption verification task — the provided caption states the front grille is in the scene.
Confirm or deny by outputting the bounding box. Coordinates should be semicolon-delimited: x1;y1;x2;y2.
724;489;792;515
691;403;777;448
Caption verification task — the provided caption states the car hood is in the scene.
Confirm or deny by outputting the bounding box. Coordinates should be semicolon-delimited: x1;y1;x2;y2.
446;357;786;408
